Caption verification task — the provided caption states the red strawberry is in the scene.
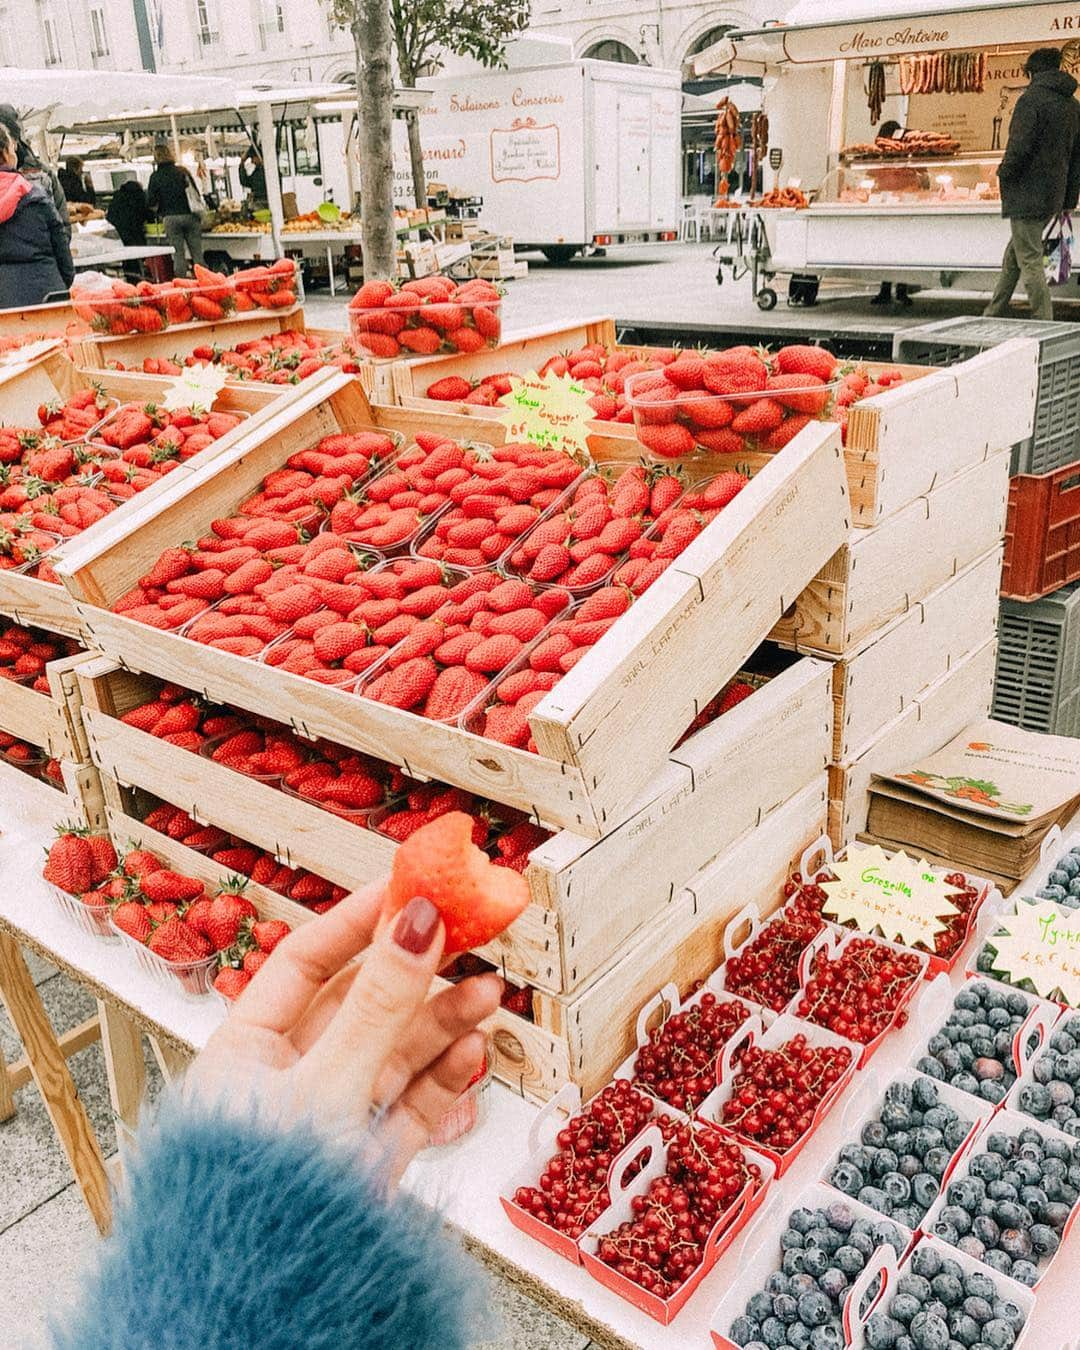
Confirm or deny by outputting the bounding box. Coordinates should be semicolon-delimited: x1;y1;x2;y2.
43;827;94;895
701;471;749;509
242;949;270;975
112;900;153;942
140;870;205;903
427;375;473;401
730;399;785;436
251;919;290;953
465;633;522;673
774;344;837;381
637;423;696;459
423;665;489;720
214;967;252;999
383;811;529;954
148;917;212;962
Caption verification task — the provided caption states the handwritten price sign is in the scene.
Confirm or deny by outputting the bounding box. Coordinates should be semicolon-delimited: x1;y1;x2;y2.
819;844;960;949
990;901;1080;1005
161;362;229;413
497;370;593;460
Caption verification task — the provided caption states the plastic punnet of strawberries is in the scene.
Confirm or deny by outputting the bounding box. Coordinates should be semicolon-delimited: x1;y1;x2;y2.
0;619;79;689
347;275;503;360
632;992;752;1113
793;937;923;1045
511;1081;657;1239
593;1118;763;1299
714;1034;853;1153
372;782;550;872
626;345;841;459
786;865;982;963
135;328;363;385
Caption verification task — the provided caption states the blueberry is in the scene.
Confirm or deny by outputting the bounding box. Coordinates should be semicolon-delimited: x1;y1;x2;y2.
797;1291;833;1327
892;1293;922;1324
767;1271;791;1294
987;1180;1017;1202
1039;883;1067;901
884;1173;912;1204
872;1149;901;1178
1009;1259;1038;1286
928;1034;951;1055
1005;993;1029;1016
774;1293;800;1324
931;1273;964;1306
895;1206;923;1230
802;1247;830;1277
925;1148;953;1179
913;1078;940;1110
900;1155;924;1180
849;1228;875;1257
918;1057;946;1081
972;1215;1000;1246
938;1049;963;1076
1013;1158;1041;1186
955;989;981;1011
953;1074;980;1097
962;1295;994;1323
982;1317;1018;1347
808;1328;843;1350
992;1299;1025;1331
731;1314;761;1345
860;1186;890;1213
748;1292;774;1322
912;1245;943;1278
1018;1184;1047;1218
825;1201;855;1232
910;1309;950;1348
983;1249;1013;1275
818;1267;848;1301
866;1315;904;1348
979;1082;1008;1105
873;1219;905;1253
782;1228;805;1250
1045;1198;1074;1227
947;1177;985;1210
948;1313;980;1346
939;1205;972;1236
1018;1083;1052;1118
912;1175;940;1210
913;1125;946;1153
805;1227;841;1255
760;1315;788;1347
956;1237;985;1260
944;1120;970;1151
841;1144;875;1173
888;1131;914;1154
783;1250;806;1275
830;1162;864;1196
790;1207;819;1234
791;1274;817;1295
789;1326;812;1350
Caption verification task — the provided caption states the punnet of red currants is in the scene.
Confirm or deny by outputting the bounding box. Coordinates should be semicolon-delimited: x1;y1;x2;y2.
793;937;923;1046
715;1033;853;1154
511;1081;656;1240
633;992;752;1113
594;1119;762;1300
722;901;825;1013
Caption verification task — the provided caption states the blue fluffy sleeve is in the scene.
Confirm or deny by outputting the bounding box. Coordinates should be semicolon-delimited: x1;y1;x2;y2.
52;1102;486;1349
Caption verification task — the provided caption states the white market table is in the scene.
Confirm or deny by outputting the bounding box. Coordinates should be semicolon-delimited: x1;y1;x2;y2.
71;244;174;271
0;775;1077;1347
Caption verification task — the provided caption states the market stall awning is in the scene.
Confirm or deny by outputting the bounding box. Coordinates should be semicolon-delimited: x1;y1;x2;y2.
691;0;1077;74
0;67;238;127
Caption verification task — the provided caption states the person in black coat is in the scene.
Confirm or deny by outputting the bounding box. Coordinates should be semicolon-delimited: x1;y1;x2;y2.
146;142;205;279
106;179;150;282
58;156;96;207
0;102;70;238
0;122;74;309
986;47;1080;319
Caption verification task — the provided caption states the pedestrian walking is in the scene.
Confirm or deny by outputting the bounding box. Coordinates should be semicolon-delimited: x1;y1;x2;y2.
985;47;1080;320
0;122;74;308
146;143;205;279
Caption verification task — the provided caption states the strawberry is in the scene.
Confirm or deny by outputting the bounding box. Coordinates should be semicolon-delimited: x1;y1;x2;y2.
774;344;837;381
214;967;252;999
242;949;270;975
529;543;571;582
148;917;212;962
123;848;164;879
364;656;438;709
427;375;473;401
205;893;249;951
140;869;205;903
637;423;696;459
383;811;529;954
423;665;489;720
465;633;522;672
112;901;153;942
87;835;118;883
731;399;785;436
43;826;94;895
701;471;749;509
766;372;831;414
251;918;290;953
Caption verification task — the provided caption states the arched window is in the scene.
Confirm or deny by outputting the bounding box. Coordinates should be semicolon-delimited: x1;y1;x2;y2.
582;39;639;64
687;25;734;58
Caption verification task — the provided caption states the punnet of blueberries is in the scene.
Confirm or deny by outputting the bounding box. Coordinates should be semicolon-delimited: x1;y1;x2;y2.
928;1123;1080;1284
864;1242;1028;1348
1016;1012;1080;1138
1031;841;1080;911
827;1075;973;1227
914;982;1031;1104
728;1199;905;1349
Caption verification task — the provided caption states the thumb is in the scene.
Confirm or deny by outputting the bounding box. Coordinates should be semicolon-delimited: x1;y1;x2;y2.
295;895;445;1119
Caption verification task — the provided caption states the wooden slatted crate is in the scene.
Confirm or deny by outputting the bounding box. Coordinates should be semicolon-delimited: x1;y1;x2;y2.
75;305;306;372
771;451;1009;658
75;649;833;997
0;651;91;763
828;637;996;849
830;548;1002;764
57;371;850;838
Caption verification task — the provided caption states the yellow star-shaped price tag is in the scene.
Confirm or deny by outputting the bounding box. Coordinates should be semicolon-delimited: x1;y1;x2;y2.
160;362;229;414
819;845;960;950
497;370;594;461
989;901;1080;1006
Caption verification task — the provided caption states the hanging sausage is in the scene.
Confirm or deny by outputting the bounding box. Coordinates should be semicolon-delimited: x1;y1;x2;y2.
713;97;741;202
867;60;886;124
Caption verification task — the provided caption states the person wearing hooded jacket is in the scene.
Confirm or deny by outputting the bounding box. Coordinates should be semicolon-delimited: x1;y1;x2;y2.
986;46;1080;319
0;121;74;308
0;103;70;239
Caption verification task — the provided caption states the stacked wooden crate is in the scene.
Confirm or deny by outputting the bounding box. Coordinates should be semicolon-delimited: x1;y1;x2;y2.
53;369;848;1101
767;336;1040;848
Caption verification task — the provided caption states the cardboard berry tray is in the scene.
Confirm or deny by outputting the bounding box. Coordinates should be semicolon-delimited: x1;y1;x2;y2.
843;1232;1038;1350
57;370;849;838
578;1121;776;1325
709;1179;917;1350
918;1106;1080;1287
75;650;832;998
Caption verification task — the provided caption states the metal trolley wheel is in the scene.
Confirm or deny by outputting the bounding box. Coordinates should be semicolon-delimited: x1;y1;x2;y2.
756;287;778;310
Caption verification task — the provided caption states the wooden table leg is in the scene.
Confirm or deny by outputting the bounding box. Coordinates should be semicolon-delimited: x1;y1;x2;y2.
148;1036;191;1086
0;932;111;1234
97;1000;145;1161
0;1042;15;1123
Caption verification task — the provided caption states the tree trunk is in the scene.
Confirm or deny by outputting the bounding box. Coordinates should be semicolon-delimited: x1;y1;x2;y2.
406;110;427;209
353;1;396;279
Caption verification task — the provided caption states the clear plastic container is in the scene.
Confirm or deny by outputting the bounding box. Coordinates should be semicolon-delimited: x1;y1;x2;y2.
348;298;502;361
198;732;293;784
109;918;219;999
625;369;841;458
46;882;117;941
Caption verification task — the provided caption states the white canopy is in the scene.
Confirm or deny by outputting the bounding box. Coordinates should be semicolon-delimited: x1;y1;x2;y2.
0;67;237;128
692;0;1080;74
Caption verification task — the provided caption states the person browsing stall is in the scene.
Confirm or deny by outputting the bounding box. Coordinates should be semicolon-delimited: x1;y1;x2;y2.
147;143;205;279
0;122;74;308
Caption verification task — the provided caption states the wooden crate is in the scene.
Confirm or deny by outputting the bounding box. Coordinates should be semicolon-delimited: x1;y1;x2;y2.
523;775;828;1101
78;327;385;404
76;306;306;371
828;636;996;849
0;652;91;762
0;300;80;340
771;451;1009;658
831;548;1002;763
57;373;850;838
76;650;833;996
844;337;1038;526
0;752;100;826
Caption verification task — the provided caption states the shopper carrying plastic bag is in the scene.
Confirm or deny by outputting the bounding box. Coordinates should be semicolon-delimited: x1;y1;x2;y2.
1044;211;1074;286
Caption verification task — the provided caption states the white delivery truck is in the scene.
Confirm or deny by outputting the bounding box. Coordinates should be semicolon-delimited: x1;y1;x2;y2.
398;60;683;261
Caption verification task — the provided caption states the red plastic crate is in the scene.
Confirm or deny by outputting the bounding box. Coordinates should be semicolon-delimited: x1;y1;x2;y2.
1002;460;1080;601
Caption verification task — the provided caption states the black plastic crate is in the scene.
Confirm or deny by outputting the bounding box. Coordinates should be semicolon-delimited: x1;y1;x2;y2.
992;582;1080;736
894;317;1080;475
